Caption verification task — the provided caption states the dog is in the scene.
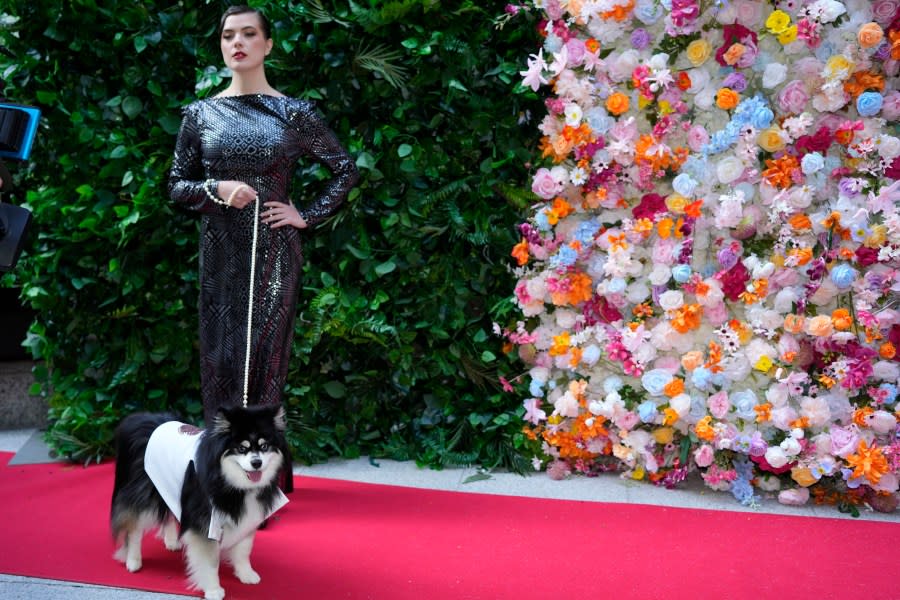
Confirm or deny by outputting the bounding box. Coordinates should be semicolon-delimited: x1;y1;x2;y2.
110;404;290;600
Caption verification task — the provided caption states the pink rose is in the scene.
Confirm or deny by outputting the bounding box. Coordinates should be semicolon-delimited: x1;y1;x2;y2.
531;168;561;200
778;488;810;506
565;38;586;66
777;80;810;114
704;302;729;326
881;91;900;121
707;391;731;419
693;444;715;467
872;0;900;25
687;125;709;152
769;267;800;289
830;426;859;458
616;411;640;431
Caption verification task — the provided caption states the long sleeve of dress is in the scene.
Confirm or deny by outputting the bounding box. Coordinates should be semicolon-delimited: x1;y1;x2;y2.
289;101;359;228
167;104;226;215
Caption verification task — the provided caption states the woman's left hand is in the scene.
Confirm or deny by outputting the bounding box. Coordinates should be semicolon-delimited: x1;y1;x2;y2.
262;201;307;229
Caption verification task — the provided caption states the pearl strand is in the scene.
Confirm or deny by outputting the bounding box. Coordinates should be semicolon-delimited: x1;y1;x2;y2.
203;179;230;206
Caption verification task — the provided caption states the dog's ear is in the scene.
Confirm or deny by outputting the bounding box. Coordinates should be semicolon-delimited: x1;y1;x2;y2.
273;406;287;432
212;409;232;434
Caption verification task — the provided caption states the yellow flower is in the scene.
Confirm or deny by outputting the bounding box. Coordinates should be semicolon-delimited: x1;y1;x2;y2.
778;24;798;45
790;467;818;487
631;465;645;480
666;193;688;213
754;355;774;372
758;127;786;153
765;10;791;34
685;39;712;67
825;55;854;79
652;427;674;444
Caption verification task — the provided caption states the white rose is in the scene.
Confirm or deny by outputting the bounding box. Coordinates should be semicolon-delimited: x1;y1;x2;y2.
555;309;579;329
563;103;583;127
772;406;799;430
716;156;745;184
626;281;651;303
873;360;900;382
878;135;900;160
669;393;692;417
766;385;789;407
648;264;672;286
658;290;685;311
687;68;711;94
773;287;799;313
694;88;715;110
549;165;569;185
780;436;802;456
765;446;790;468
745;338;777;367
608;50;640;82
762;63;788;88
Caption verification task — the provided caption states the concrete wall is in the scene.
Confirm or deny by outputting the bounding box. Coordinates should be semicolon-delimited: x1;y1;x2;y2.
0;361;46;429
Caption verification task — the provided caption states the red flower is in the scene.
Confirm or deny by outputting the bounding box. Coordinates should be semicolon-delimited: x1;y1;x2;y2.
715;24;758;67
795;126;833;154
855;246;879;267
716;261;750;302
632;193;666;220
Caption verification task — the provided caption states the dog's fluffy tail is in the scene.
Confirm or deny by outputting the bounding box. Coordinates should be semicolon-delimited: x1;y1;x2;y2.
110;412;177;541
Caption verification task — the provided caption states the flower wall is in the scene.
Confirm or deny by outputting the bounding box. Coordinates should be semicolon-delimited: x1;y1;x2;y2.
506;0;900;512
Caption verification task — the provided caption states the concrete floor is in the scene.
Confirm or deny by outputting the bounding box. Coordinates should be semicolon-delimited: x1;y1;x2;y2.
1;427;898;599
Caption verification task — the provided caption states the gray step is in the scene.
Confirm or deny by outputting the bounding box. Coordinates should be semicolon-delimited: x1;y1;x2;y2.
0;361;46;429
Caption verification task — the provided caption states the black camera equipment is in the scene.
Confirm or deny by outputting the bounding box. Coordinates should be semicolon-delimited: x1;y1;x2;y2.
0;101;40;272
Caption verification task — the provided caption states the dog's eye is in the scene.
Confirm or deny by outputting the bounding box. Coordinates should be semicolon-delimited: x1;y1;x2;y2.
236;446;250;454
259;442;269;452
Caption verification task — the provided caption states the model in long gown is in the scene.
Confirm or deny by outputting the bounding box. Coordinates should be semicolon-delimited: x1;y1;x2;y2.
167;94;358;430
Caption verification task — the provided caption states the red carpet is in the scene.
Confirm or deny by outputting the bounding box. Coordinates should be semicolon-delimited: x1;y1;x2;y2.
0;451;897;599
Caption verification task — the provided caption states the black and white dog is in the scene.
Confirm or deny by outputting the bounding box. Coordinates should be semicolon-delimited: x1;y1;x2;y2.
110;405;290;600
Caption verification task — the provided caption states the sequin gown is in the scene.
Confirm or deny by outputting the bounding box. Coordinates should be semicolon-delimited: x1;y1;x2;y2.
167;95;358;426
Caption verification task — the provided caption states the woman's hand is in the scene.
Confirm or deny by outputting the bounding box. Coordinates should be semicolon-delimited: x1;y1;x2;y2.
262;201;307;229
216;180;258;209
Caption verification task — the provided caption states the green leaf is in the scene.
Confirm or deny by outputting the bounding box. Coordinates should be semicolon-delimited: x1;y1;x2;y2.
374;260;396;276
323;381;346;399
122;96;143;119
397;143;413;158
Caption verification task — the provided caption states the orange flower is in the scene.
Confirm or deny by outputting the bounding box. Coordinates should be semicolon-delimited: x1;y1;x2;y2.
662;407;680;426
606;92;631;116
549;332;571;356
716;87;740;110
550;271;594;306
787;247;813;266
676;71;692;91
789;416;810;429
705;341;723;373
762;154;800;189
879;341;897;360
585;38;601;54
694;415;716;442
569;346;583;368
670;303;703;333
722;43;746;66
831;308;853;331
511;238;529;266
853;406;874;428
754;402;772;423
788;213;812;231
684;199;704;218
681;351;704;371
858;22;884;49
632;303;654;319
663;378;685;398
601;0;635;21
845;440;890;484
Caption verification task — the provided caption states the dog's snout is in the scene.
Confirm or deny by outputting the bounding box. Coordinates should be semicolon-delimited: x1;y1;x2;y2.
250;457;263;470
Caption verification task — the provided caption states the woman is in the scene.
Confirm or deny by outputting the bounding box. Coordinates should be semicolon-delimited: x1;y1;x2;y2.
167;5;359;487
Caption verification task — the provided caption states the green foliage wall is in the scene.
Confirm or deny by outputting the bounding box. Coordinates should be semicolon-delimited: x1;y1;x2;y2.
0;1;541;468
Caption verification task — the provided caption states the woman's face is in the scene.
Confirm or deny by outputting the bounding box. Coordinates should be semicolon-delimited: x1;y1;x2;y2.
220;12;272;73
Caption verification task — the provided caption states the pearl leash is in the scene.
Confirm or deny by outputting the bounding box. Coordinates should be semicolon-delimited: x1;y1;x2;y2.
243;192;260;408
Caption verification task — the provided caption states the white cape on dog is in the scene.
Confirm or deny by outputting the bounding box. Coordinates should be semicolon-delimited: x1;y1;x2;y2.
144;421;289;550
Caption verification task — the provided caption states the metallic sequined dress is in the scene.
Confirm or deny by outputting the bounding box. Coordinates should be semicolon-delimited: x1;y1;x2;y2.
167;95;358;425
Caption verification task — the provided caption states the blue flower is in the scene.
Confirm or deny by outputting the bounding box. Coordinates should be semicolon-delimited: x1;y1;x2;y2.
641;369;672;396
749;105;774;130
672;264;692;283
603;376;624;394
880;383;897;405
857;91;884;117
529;378;545;398
607;277;626;294
690;366;712;390
638;400;659;423
549;245;578;269
730;390;758;420
830;263;858;289
672;173;698;197
534;211;551;232
801;152;824;175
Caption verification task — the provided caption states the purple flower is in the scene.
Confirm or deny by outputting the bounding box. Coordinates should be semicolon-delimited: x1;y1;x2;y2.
631;28;651;50
722;72;748;93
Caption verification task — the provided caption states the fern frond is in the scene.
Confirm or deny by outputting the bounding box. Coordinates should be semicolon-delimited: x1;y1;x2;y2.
354;42;410;90
302;0;350;26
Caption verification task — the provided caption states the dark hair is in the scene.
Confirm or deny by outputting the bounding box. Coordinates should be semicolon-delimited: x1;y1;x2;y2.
218;5;271;40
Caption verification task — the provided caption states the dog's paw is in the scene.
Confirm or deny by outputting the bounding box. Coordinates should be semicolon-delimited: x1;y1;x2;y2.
125;558;142;573
164;539;183;551
203;587;226;600
234;566;261;585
